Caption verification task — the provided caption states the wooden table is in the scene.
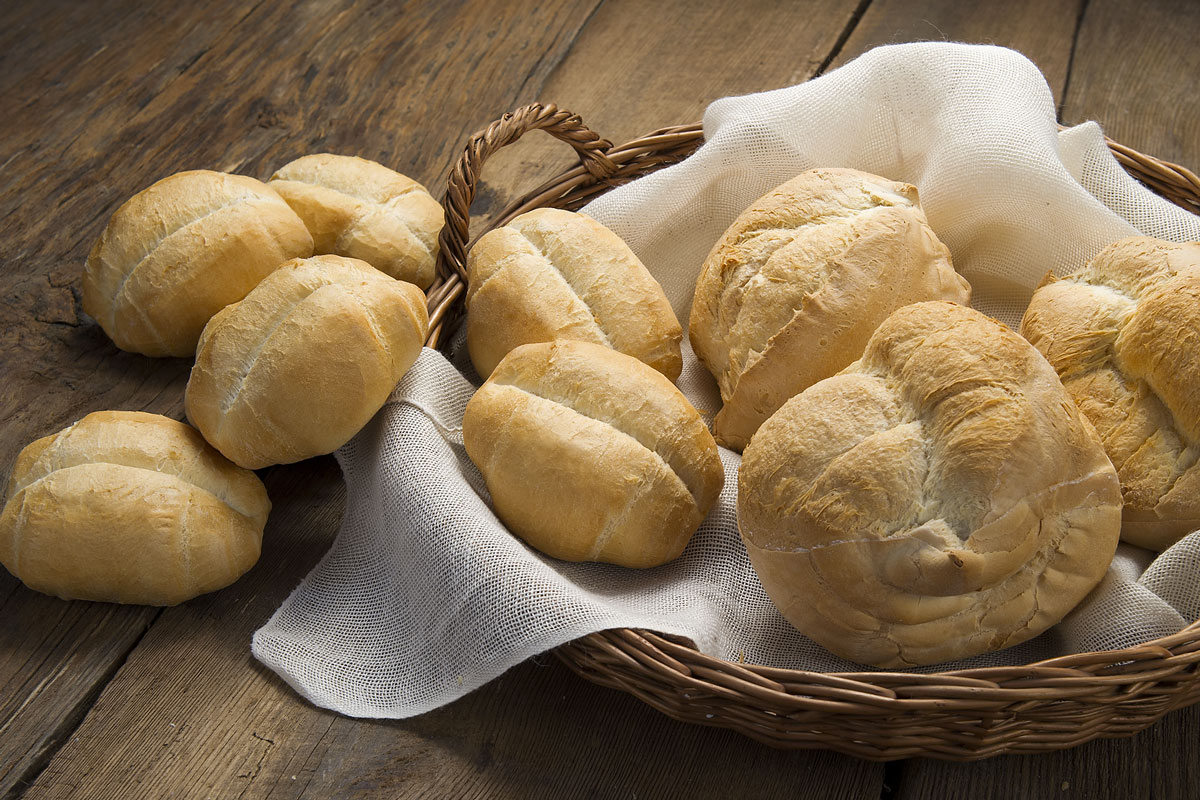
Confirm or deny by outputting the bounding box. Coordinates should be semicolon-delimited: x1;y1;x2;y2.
2;1;1198;797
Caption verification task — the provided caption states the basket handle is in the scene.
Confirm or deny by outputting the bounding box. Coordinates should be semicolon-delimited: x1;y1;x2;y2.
425;103;617;347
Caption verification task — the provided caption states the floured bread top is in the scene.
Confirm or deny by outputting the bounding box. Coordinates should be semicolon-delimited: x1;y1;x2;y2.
269;154;442;289
738;302;1121;668
1022;236;1200;550
690;167;971;451
185;255;428;469
82;170;314;357
0;411;270;605
462;340;721;568
465;208;683;381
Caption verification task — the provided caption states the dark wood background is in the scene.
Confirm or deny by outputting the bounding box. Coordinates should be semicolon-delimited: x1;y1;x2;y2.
2;0;1198;797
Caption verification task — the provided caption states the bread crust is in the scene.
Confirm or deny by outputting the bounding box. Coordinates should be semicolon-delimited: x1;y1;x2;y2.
462;340;722;567
82;170;314;357
0;411;270;605
739;302;1121;667
1021;237;1200;550
690;168;971;451
465;208;683;381
185;255;428;469
269;154;441;289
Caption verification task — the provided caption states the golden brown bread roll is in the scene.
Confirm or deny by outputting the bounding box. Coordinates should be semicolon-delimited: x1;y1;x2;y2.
462;340;722;568
690;168;971;451
82;170;314;357
185;254;428;469
1021;236;1200;550
268;154;442;289
0;411;270;605
465;208;683;381
739;302;1121;668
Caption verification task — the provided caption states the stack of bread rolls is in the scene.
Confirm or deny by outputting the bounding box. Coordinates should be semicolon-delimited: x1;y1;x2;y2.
3;154;436;605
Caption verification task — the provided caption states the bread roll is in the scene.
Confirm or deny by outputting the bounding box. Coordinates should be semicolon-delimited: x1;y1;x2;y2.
1022;236;1200;550
185;254;428;469
82;170;314;357
690;168;971;451
465;208;683;381
739;302;1121;668
463;340;722;568
0;411;270;605
269;154;441;289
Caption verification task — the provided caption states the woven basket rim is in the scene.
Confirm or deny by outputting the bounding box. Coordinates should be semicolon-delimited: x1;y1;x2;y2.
426;102;1200;760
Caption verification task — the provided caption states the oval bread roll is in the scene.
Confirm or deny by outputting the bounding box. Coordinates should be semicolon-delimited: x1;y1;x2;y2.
269;154;442;289
690;168;971;451
185;254;429;469
1022;236;1200;550
465;208;683;381
0;411;270;605
463;340;722;568
82;170;314;357
739;302;1122;668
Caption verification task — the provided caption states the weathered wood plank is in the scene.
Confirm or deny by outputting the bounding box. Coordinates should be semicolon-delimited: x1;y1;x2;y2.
472;0;870;230
0;0;601;794
828;0;1083;101
1060;0;1200;165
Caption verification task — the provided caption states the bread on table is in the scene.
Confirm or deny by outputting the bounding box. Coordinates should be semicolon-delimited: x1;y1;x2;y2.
465;208;683;381
269;153;442;289
0;411;270;605
1021;236;1200;550
738;302;1122;668
82;170;314;357
462;340;722;568
690;168;971;451
185;254;428;469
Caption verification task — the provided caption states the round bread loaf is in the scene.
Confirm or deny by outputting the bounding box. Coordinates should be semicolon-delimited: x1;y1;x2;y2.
1021;236;1200;550
690;168;971;451
269;154;441;289
185;254;428;469
462;340;722;568
739;302;1122;668
0;411;270;605
465;208;683;381
82;170;314;357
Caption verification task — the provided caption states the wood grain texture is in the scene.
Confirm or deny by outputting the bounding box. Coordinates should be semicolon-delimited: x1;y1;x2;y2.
470;0;867;233
0;0;600;794
1060;0;1200;165
828;0;1083;101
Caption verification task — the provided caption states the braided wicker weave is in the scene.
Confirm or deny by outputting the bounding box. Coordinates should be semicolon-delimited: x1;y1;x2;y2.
425;102;1200;761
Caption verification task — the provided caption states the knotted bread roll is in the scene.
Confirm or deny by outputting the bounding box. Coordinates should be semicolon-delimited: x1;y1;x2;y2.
0;411;270;605
463;340;722;568
185;254;428;469
269;154;442;289
82;170;314;357
690;168;971;451
1022;236;1200;550
739;302;1122;667
465;208;683;381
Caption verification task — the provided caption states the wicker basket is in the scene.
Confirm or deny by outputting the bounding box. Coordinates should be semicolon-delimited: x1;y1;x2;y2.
424;102;1200;761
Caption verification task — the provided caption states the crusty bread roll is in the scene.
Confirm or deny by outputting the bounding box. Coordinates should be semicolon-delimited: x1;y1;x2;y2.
0;411;270;605
1022;236;1200;550
82;170;314;357
739;302;1121;668
463;340;722;568
185;254;428;469
690;168;971;451
465;208;683;381
269;154;441;289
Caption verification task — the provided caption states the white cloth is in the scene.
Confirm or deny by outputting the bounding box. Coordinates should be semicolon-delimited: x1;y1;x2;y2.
253;43;1200;718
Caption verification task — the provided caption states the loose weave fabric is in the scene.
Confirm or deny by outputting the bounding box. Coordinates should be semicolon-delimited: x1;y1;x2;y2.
254;43;1200;718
